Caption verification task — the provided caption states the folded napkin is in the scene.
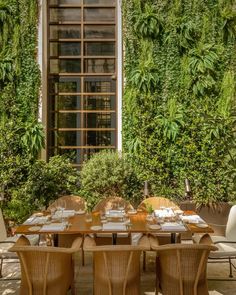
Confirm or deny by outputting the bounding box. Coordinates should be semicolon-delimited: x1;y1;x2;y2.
180;215;204;224
154;209;175;218
161;222;187;231
24;216;48;225
103;222;126;231
39;223;66;232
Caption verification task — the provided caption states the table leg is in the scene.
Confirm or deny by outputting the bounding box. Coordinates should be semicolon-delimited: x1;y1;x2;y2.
112;233;117;245
171;233;176;244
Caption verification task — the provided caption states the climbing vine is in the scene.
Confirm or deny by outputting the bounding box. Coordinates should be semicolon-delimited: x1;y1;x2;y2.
123;0;236;204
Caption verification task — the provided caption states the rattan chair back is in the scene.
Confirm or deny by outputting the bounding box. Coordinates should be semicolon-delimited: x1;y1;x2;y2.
138;196;179;212
93;196;134;213
84;235;150;295
150;238;217;295
47;195;85;211
10;236;82;295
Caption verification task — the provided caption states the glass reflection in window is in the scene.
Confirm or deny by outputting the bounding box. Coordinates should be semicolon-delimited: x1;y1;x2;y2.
84;59;115;73
50;8;81;22
84;77;116;93
50;59;81;73
84;8;115;21
50;25;81;39
84;42;115;56
84;25;115;39
50;42;81;56
83;95;115;110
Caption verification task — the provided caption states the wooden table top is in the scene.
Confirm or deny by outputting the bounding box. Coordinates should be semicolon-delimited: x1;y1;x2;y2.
15;211;214;235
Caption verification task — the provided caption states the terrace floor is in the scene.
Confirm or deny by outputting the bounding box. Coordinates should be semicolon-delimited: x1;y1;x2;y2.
1;249;236;294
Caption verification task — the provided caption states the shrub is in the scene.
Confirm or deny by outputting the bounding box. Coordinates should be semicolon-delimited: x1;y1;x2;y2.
3;156;79;223
79;150;142;210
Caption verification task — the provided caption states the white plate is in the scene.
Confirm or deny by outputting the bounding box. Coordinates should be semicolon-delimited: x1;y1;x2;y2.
174;210;183;215
148;224;161;230
33;212;44;217
196;223;208;228
28;226;41;231
75;210;85;215
90;225;102;231
127;210;137;215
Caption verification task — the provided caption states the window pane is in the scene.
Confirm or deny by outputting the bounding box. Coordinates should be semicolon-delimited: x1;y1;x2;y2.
56;131;82;146
84;58;115;73
84;42;115;56
50;42;81;56
50;0;81;4
57;148;81;164
84;113;116;128
84;0;115;5
57;113;82;128
84;25;115;39
50;25;81;39
50;8;81;22
84;77;116;92
49;77;81;93
84;95;115;110
50;59;81;73
50;95;81;110
53;130;115;146
84;8;115;21
84;131;115;146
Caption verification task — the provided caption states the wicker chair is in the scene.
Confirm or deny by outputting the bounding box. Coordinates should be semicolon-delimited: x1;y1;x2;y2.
93;196;134;213
138;197;181;270
150;235;217;295
47;195;85;212
193;204;236;278
9;235;82;295
93;197;134;245
47;195;85;263
84;235;150;295
137;196;179;212
0;208;38;279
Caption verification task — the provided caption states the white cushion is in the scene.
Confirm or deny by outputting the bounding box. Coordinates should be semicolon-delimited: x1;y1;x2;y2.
209;235;236;258
193;234;236;258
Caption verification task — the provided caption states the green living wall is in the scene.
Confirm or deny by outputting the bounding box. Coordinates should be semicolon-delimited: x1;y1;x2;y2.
122;0;236;204
0;0;79;223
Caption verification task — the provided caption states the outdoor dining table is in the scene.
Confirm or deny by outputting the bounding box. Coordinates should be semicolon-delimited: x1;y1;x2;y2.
15;210;214;245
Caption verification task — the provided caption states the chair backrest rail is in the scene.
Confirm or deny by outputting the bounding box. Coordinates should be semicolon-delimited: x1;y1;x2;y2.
19;252;33;295
123;252;133;295
43;253;50;295
193;250;207;295
177;250;184;295
103;252;112;295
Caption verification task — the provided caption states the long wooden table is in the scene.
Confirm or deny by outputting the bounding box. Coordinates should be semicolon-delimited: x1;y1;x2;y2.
15;211;214;244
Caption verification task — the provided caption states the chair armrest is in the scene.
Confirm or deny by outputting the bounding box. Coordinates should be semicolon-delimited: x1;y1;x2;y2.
0;241;16;244
83;235;97;251
149;234;160;250
71;237;83;251
214;240;236;245
9;236;82;254
137;235;150;250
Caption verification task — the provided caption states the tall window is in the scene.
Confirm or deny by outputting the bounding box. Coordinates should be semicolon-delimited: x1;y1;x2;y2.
47;0;117;168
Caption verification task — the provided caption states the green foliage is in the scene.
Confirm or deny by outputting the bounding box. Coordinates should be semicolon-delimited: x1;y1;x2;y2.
3;156;79;223
188;43;221;96
0;0;45;223
129;41;159;93
133;1;162;39
123;0;236;205
21;121;45;159
155;98;184;141
80;150;142;209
